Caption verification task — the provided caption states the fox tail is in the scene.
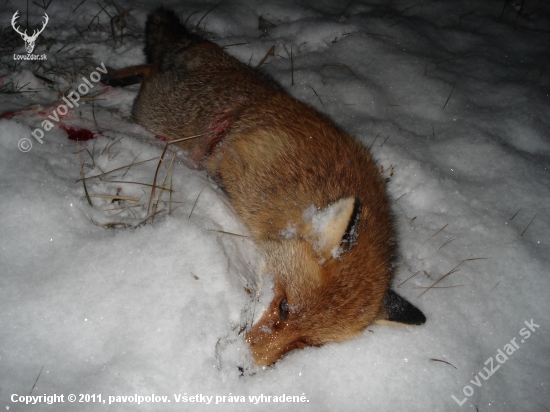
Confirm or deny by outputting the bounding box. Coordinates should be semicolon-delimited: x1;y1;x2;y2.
144;7;199;64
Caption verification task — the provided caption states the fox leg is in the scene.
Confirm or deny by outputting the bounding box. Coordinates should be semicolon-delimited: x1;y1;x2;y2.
102;64;157;87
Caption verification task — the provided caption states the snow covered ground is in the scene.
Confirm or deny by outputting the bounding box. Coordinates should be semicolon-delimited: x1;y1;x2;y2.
1;0;549;410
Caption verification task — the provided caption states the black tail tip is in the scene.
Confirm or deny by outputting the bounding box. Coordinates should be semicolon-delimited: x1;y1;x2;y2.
384;289;427;325
145;7;184;37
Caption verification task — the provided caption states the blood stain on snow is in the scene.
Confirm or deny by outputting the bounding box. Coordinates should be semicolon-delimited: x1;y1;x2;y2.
0;111;16;119
61;125;96;141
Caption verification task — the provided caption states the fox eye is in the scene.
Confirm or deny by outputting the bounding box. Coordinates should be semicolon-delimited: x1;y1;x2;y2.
278;297;289;320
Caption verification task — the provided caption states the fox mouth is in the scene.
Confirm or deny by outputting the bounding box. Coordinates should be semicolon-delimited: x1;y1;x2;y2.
246;331;312;366
270;340;310;364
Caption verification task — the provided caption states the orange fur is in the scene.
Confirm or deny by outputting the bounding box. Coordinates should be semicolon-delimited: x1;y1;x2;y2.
108;8;425;366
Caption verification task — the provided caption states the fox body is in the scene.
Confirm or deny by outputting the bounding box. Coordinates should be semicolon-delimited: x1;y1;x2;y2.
108;8;425;366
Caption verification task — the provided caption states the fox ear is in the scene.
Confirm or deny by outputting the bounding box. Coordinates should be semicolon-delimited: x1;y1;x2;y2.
375;289;426;326
300;197;360;259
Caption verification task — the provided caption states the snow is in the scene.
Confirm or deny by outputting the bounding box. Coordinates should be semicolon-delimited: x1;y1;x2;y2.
1;0;549;411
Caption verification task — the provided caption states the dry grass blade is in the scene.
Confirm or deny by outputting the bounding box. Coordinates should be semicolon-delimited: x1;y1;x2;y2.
513;1;525;28
167;133;208;145
222;42;251;49
195;0;226;31
368;133;379;150
101;136;124;155
418;261;464;297
0;81;38;94
29;365;44;394
429;223;448;240
169;152;175;215
96;180;175;192
364;32;396;39
77;142;93;206
73;0;87;13
438;237;455;250
99;138;110;156
92;101;98;129
520;212;537;237
89;138;97;166
148;143;169;214
319;63;357;79
291;45;294;86
397;2;423;16
208;229;250;238
33;73;55;84
33;0;53;10
336;0;354;21
497;0;508;23
88;194;140;202
280;42;291;58
109;7;134;48
85;149;95;168
122;152;141;178
257;45;275;67
137;209;164;227
259;15;276;33
443;83;455;109
184;10;199;27
395;193;406;202
389;3;423;28
189;184;206;219
168;203;186;214
459;256;488;263
430;358;457;369
87;2;109;31
389;16;409;28
105;204;142;215
75;157;159;183
151;150;175;223
310;86;324;107
418;255;486;297
414;284;467;289
57;44;75;54
398;270;421;288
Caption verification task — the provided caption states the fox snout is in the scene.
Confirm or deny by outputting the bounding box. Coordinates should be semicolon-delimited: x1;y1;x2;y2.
245;297;310;367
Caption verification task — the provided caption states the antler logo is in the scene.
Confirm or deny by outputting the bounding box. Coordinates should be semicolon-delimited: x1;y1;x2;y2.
11;11;49;54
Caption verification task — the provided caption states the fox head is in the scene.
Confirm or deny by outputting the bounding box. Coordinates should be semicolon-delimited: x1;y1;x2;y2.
246;197;425;366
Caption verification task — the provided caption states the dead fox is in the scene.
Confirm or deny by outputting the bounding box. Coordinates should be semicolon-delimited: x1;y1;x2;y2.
106;8;425;366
